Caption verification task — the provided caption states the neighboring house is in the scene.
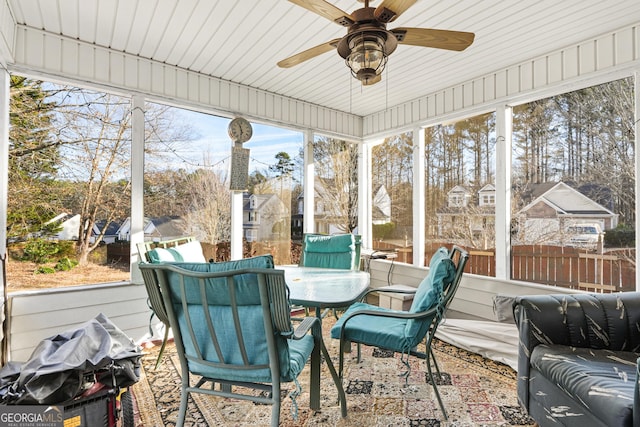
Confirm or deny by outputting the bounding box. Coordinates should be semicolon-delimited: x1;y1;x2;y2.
243;193;289;242
436;181;618;247
436;184;495;247
91;220;121;244
117;216;186;241
44;213;81;241
293;182;392;238
515;181;618;245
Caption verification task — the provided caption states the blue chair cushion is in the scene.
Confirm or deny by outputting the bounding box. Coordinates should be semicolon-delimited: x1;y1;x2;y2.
184;305;314;383
330;302;424;352
405;248;455;339
302;234;356;269
162;254;310;383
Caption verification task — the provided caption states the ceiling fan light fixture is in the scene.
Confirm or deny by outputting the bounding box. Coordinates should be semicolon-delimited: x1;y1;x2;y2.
346;33;388;85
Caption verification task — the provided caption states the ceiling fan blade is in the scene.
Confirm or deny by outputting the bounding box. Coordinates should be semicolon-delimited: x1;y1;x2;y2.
289;0;354;26
374;0;417;23
277;39;341;68
392;27;475;51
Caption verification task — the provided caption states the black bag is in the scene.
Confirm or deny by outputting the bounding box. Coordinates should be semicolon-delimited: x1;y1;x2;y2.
0;313;142;404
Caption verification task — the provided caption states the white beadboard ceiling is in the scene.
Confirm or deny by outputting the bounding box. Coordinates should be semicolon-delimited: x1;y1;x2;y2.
7;0;640;117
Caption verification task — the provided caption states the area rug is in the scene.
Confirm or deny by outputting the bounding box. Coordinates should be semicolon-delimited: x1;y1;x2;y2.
132;317;535;426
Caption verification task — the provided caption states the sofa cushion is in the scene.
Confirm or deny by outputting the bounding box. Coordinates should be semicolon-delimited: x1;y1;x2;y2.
530;344;639;427
148;240;206;263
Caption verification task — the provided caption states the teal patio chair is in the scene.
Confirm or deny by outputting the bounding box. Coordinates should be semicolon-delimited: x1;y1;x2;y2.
138;263;347;427
299;233;361;271
330;246;469;420
299;233;362;318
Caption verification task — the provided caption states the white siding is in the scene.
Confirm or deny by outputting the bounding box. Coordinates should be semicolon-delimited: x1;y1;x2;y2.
11;27;363;140
0;0;14;64
368;259;578;321
363;23;640;139
8;283;157;362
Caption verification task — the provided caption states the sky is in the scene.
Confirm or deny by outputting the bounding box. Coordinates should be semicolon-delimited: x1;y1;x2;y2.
172;108;304;175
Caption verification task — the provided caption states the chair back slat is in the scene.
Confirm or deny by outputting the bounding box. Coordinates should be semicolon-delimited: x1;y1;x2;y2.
146;264;290;378
226;275;252;366
199;276;225;364
266;273;293;335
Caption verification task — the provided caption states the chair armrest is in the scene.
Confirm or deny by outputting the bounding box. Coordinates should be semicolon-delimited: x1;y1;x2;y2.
360;285;417;300
290;316;321;340
340;305;437;326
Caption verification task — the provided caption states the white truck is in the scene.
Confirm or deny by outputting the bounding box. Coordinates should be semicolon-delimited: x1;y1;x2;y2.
566;223;604;248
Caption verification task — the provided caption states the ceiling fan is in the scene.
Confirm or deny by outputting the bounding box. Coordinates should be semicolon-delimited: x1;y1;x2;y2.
277;0;475;85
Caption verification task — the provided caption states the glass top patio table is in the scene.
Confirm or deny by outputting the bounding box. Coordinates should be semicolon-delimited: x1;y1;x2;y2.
280;266;370;314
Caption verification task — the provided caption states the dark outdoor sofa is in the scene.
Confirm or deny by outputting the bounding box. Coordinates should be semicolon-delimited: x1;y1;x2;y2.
513;293;640;427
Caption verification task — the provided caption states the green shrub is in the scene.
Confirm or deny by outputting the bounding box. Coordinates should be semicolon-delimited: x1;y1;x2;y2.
35;266;56;274
604;226;635;248
22;239;76;264
23;239;61;263
54;257;78;271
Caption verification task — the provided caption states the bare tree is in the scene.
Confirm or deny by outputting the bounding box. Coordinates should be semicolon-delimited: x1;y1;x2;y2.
52;87;193;264
313;137;359;233
181;166;231;245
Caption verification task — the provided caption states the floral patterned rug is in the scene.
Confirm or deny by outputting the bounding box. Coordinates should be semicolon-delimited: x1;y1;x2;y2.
132;317;534;426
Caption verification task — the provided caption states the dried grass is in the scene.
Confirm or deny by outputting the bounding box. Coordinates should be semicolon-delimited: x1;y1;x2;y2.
3;245;130;292
4;260;130;292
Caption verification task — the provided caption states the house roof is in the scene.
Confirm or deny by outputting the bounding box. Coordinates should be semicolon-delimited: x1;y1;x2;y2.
518;182;615;216
147;216;186;237
93;220;121;236
4;1;639;139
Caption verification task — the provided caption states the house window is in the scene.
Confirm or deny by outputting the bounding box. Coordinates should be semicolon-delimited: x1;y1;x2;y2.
481;194;495;205
449;194;464;207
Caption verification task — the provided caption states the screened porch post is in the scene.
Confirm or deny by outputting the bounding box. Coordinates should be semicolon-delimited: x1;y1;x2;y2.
230;191;243;260
303;129;315;234
0;69;8;262
413;127;425;267
635;70;640;291
0;68;9;362
130;95;145;283
495;104;513;280
358;141;372;250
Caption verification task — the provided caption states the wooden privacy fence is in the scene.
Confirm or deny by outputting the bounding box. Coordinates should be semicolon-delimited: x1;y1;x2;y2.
372;242;635;293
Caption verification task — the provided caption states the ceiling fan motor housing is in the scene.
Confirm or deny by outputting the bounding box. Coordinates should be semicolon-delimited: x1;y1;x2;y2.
337;7;398;83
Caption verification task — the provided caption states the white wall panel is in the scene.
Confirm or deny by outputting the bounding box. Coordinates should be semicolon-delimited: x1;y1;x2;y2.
597;34;615;69
8;283;153;362
507;66;520;95
548;52;563;84
0;0;14;63
564;48;579;79
495;71;508;99
579;41;596;74
533;57;547;88
363;24;639;139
